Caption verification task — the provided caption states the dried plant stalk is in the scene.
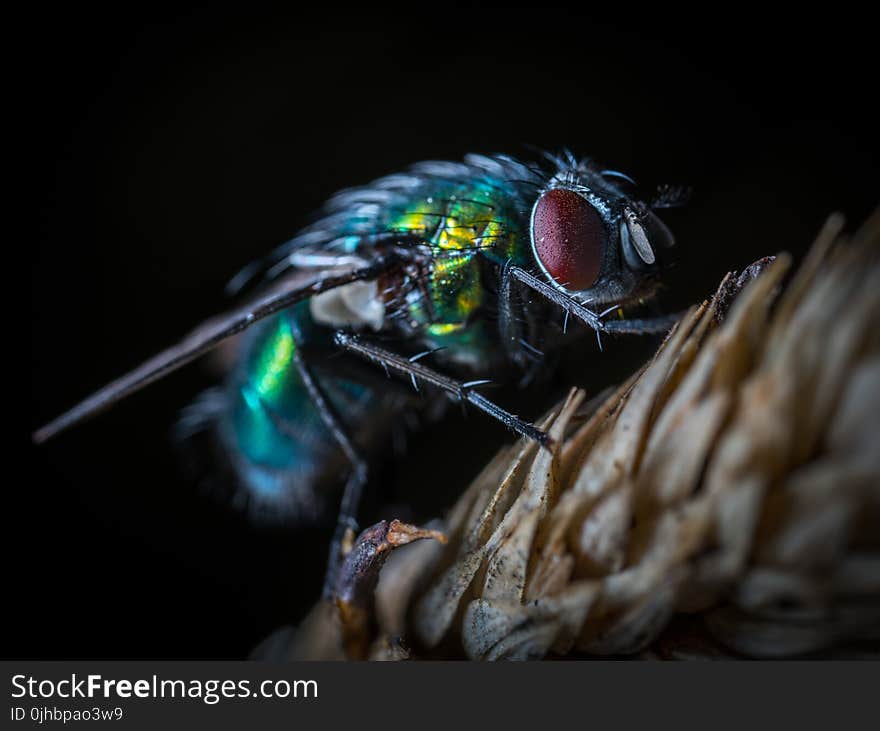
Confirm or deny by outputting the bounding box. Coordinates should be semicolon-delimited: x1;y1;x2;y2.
274;211;879;660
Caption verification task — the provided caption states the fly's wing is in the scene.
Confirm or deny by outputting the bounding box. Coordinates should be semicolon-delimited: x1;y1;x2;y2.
32;259;397;443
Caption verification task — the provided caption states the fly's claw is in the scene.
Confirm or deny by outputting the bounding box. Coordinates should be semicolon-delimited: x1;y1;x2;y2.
533;426;554;451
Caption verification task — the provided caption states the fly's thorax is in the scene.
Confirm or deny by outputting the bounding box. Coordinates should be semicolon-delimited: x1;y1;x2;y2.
382;180;532;353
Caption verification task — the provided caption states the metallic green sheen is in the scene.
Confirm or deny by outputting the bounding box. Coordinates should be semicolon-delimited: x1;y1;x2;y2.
382;176;531;358
227;167;536;490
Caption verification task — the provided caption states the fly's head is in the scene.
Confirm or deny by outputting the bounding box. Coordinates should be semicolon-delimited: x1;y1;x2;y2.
528;163;684;309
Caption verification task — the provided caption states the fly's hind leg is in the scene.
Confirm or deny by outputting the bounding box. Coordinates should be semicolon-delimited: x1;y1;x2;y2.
289;344;368;600
332;331;549;446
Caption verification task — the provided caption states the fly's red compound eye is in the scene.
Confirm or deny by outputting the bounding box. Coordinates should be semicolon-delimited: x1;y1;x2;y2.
531;188;604;290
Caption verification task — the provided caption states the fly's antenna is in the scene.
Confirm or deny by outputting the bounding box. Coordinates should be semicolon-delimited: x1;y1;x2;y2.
33;256;401;444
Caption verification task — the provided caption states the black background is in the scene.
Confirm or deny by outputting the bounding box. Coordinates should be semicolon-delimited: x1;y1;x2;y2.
21;8;877;658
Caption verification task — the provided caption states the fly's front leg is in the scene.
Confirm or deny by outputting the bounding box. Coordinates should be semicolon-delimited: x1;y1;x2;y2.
290;345;368;600
498;259;526;365
333;331;550;447
508;266;682;336
499;260;549;386
595;311;683;334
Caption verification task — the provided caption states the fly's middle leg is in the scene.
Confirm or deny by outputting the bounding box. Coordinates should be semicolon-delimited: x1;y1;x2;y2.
332;331;550;447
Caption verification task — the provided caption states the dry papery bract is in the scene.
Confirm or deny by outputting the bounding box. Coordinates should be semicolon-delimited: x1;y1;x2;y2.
272;211;879;660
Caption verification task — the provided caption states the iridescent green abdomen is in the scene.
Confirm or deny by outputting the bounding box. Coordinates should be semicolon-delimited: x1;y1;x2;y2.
223;304;372;513
231;309;302;470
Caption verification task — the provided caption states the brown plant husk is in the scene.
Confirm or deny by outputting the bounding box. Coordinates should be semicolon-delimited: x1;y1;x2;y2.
263;211;880;660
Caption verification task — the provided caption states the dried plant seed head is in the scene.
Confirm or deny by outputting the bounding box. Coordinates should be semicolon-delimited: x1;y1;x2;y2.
287;210;880;660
